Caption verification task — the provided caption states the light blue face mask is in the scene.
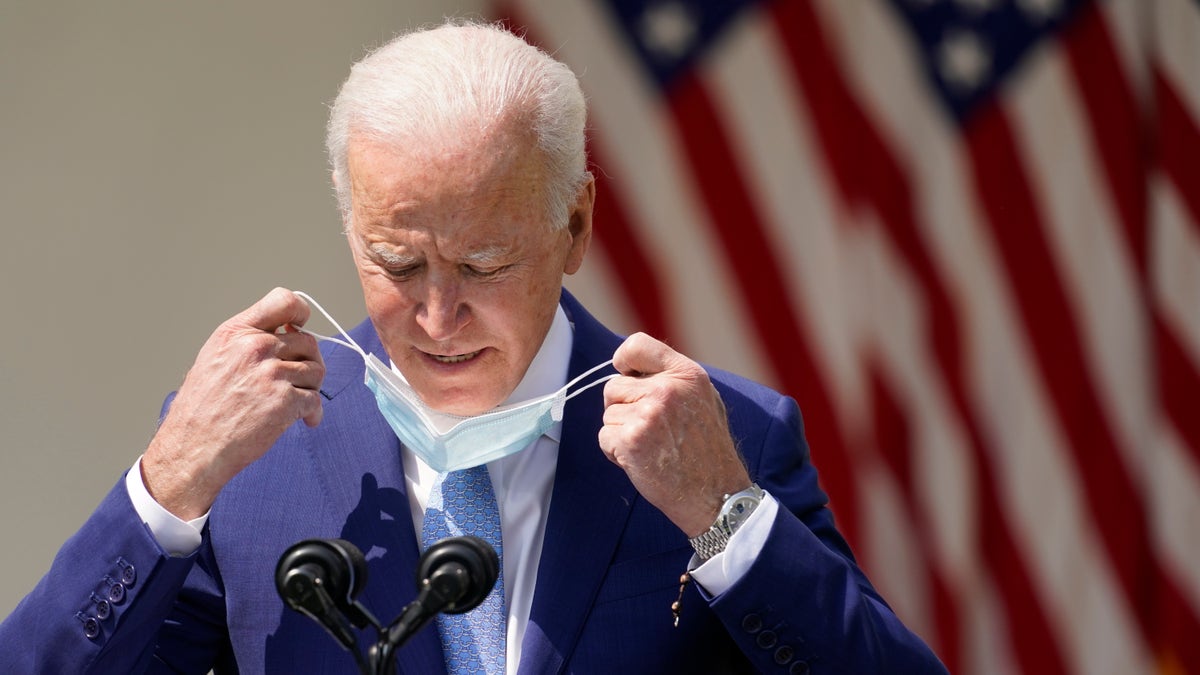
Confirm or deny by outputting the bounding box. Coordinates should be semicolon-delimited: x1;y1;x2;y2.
294;292;618;473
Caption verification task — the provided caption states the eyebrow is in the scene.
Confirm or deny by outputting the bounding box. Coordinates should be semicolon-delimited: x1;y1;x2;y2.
367;244;417;267
366;241;511;266
461;245;510;265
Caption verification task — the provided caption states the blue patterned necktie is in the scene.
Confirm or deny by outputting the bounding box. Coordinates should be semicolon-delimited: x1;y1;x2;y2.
421;465;506;675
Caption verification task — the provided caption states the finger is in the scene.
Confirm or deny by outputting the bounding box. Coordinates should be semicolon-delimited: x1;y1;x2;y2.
275;357;326;392
602;373;653;407
270;376;325;427
293;387;324;428
596;423;621;463
274;330;321;362
601;399;637;427
238;287;312;334
612;332;691;378
600;405;658;454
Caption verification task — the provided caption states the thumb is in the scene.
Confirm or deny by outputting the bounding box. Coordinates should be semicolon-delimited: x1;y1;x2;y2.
236;287;312;333
612;332;690;377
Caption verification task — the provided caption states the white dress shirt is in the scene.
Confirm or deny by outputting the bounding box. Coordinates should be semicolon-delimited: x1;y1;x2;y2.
126;303;777;673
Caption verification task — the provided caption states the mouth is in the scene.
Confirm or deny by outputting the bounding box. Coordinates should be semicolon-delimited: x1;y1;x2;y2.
428;349;482;365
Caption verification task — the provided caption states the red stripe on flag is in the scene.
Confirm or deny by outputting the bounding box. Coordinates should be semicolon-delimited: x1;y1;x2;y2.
1060;2;1148;274
1151;82;1200;666
1157;318;1200;475
1155;69;1200;232
1151;54;1200;675
664;70;862;544
1160;572;1200;674
771;2;1069;672
966;101;1159;647
870;366;962;673
588;146;674;342
1155;316;1200;675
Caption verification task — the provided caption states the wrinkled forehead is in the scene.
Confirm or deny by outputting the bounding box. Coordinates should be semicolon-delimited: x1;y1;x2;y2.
345;130;551;228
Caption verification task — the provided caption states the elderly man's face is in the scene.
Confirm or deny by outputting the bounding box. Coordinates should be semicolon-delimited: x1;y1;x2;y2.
344;130;592;416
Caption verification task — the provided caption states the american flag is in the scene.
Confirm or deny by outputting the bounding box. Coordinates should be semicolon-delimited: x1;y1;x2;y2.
491;1;1200;673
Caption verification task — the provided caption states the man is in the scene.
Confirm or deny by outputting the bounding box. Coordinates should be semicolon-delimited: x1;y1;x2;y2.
0;20;946;674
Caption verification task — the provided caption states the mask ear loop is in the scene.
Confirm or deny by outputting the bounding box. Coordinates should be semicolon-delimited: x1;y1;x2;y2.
292;291;365;356
562;360;621;403
548;360;620;423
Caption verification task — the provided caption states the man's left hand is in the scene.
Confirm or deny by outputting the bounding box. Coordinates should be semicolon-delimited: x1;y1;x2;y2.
600;332;752;537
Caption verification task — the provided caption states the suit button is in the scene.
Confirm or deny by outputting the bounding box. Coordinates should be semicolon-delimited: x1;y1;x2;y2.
790;661;810;675
118;560;137;586
93;598;111;621
774;645;794;664
104;577;125;604
741;613;763;634
756;629;777;649
76;613;101;640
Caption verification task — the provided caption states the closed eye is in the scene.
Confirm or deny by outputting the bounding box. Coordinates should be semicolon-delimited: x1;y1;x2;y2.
384;263;422;280
463;264;507;279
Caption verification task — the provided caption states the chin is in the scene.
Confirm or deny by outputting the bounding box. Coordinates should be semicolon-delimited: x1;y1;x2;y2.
435;398;500;417
420;385;508;416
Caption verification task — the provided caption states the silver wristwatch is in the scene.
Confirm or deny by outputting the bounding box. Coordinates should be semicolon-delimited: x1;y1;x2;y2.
688;484;765;561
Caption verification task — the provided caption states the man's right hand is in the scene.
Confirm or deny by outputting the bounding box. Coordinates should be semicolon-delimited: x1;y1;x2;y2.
141;287;326;520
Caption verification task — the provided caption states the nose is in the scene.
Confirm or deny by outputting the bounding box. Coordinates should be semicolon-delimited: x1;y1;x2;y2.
415;277;469;342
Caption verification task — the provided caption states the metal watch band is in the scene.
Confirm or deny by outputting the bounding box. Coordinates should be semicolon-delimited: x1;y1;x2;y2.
689;526;732;561
688;484;763;561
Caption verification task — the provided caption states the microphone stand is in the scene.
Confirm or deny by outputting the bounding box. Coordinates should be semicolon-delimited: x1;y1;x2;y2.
352;563;475;675
372;562;473;675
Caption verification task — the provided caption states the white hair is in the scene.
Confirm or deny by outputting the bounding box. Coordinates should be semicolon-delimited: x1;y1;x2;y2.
326;20;590;230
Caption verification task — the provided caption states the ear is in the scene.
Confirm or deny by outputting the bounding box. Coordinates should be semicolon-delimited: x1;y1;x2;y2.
563;175;595;275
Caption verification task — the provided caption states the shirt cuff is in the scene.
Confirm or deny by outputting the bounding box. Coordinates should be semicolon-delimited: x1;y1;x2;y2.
688;492;779;597
125;456;209;557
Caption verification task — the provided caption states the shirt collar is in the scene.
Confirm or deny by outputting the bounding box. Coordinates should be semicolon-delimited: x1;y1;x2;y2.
499;303;572;443
502;303;573;406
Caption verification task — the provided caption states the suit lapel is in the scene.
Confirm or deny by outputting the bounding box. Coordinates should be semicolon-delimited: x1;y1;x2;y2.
519;292;637;675
309;323;448;675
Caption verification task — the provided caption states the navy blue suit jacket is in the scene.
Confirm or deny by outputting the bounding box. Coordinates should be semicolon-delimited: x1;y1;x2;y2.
0;291;945;674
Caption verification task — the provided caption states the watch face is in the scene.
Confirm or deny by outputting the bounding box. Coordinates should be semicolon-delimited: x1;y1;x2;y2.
724;495;759;531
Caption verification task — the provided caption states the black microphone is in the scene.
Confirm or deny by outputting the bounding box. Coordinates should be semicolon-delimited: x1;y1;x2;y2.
416;535;500;614
275;539;380;652
373;535;500;671
276;535;499;675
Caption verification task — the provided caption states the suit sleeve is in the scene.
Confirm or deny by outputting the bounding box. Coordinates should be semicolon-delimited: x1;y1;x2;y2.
0;475;223;675
707;394;948;675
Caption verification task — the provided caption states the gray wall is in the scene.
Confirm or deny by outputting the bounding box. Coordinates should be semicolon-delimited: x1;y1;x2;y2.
0;1;488;619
